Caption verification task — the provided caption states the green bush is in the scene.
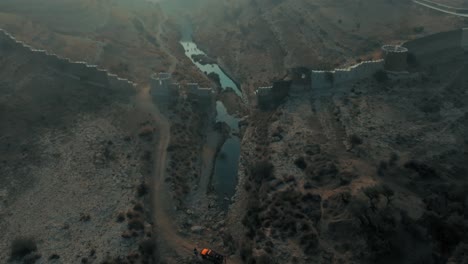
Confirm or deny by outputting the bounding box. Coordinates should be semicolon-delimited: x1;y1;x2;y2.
128;218;145;231
10;237;37;259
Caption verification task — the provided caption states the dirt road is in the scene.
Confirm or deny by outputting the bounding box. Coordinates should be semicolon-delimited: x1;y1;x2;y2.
140;12;242;263
135;85;194;261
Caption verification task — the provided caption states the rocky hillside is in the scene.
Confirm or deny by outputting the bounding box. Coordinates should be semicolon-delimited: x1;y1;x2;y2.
0;30;157;263
185;0;465;92
0;0;170;83
230;38;468;264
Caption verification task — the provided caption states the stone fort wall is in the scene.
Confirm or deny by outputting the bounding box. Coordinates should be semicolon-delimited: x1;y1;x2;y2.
310;28;468;93
0;29;137;90
311;60;384;92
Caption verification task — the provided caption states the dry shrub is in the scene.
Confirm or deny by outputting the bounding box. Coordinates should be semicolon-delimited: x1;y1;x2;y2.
133;203;144;213
139;238;155;256
116;212;125;223
10;237;37;259
128;218;145;231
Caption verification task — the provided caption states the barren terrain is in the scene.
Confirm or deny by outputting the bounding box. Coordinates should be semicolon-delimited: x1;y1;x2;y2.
230;47;468;263
0;31;159;263
0;0;173;83
2;0;468;263
185;0;466;94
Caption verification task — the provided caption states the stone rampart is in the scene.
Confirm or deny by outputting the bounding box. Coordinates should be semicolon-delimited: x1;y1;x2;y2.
0;28;136;90
311;60;384;91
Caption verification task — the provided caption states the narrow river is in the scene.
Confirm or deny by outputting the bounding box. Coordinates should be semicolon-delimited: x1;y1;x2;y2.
180;22;242;206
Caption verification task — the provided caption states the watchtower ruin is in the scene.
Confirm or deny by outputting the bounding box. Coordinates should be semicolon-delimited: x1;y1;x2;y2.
382;45;408;72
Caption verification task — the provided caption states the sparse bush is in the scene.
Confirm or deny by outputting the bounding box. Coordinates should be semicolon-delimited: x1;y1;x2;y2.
116;212;125;223
244;181;252;191
10;237;37;259
142;151;151;161
128;219;145;230
126;210;135;219
300;232;319;255
377;161;388;176
48;254;60;260
138;126;154;141
381;185;394;206
363;185;380;200
349;134;363;146
139;239;155;256
419;97;441;113
79;213;91;222
23;253;41;264
133;203;144;213
256;254;272;264
121;231;132;239
127;252;140;261
339;171;357;185
240;243;253;262
304;144;321;155
249;161;274;185
389;153;399;166
404;160;438;179
294;157;307;170
304;181;314;190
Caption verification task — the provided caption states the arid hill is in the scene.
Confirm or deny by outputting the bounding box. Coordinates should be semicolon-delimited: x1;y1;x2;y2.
230;34;468;264
184;0;465;92
0;0;170;83
0;30;157;263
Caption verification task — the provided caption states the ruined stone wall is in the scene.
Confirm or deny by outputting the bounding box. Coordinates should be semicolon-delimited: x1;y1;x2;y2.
311;60;384;92
0;29;136;90
150;72;171;98
186;83;214;106
254;80;291;109
255;86;273;109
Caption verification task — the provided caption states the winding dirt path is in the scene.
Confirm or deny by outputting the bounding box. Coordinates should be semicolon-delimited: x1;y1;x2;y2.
136;86;195;262
141;11;242;263
137;16;196;260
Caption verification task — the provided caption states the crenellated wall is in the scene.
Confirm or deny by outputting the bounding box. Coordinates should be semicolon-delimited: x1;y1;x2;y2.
255;86;273;109
187;82;214;103
150;72;172;97
0;28;137;90
311;60;384;92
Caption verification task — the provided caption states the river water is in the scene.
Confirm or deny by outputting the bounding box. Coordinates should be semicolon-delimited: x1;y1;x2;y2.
180;41;242;97
179;24;242;206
